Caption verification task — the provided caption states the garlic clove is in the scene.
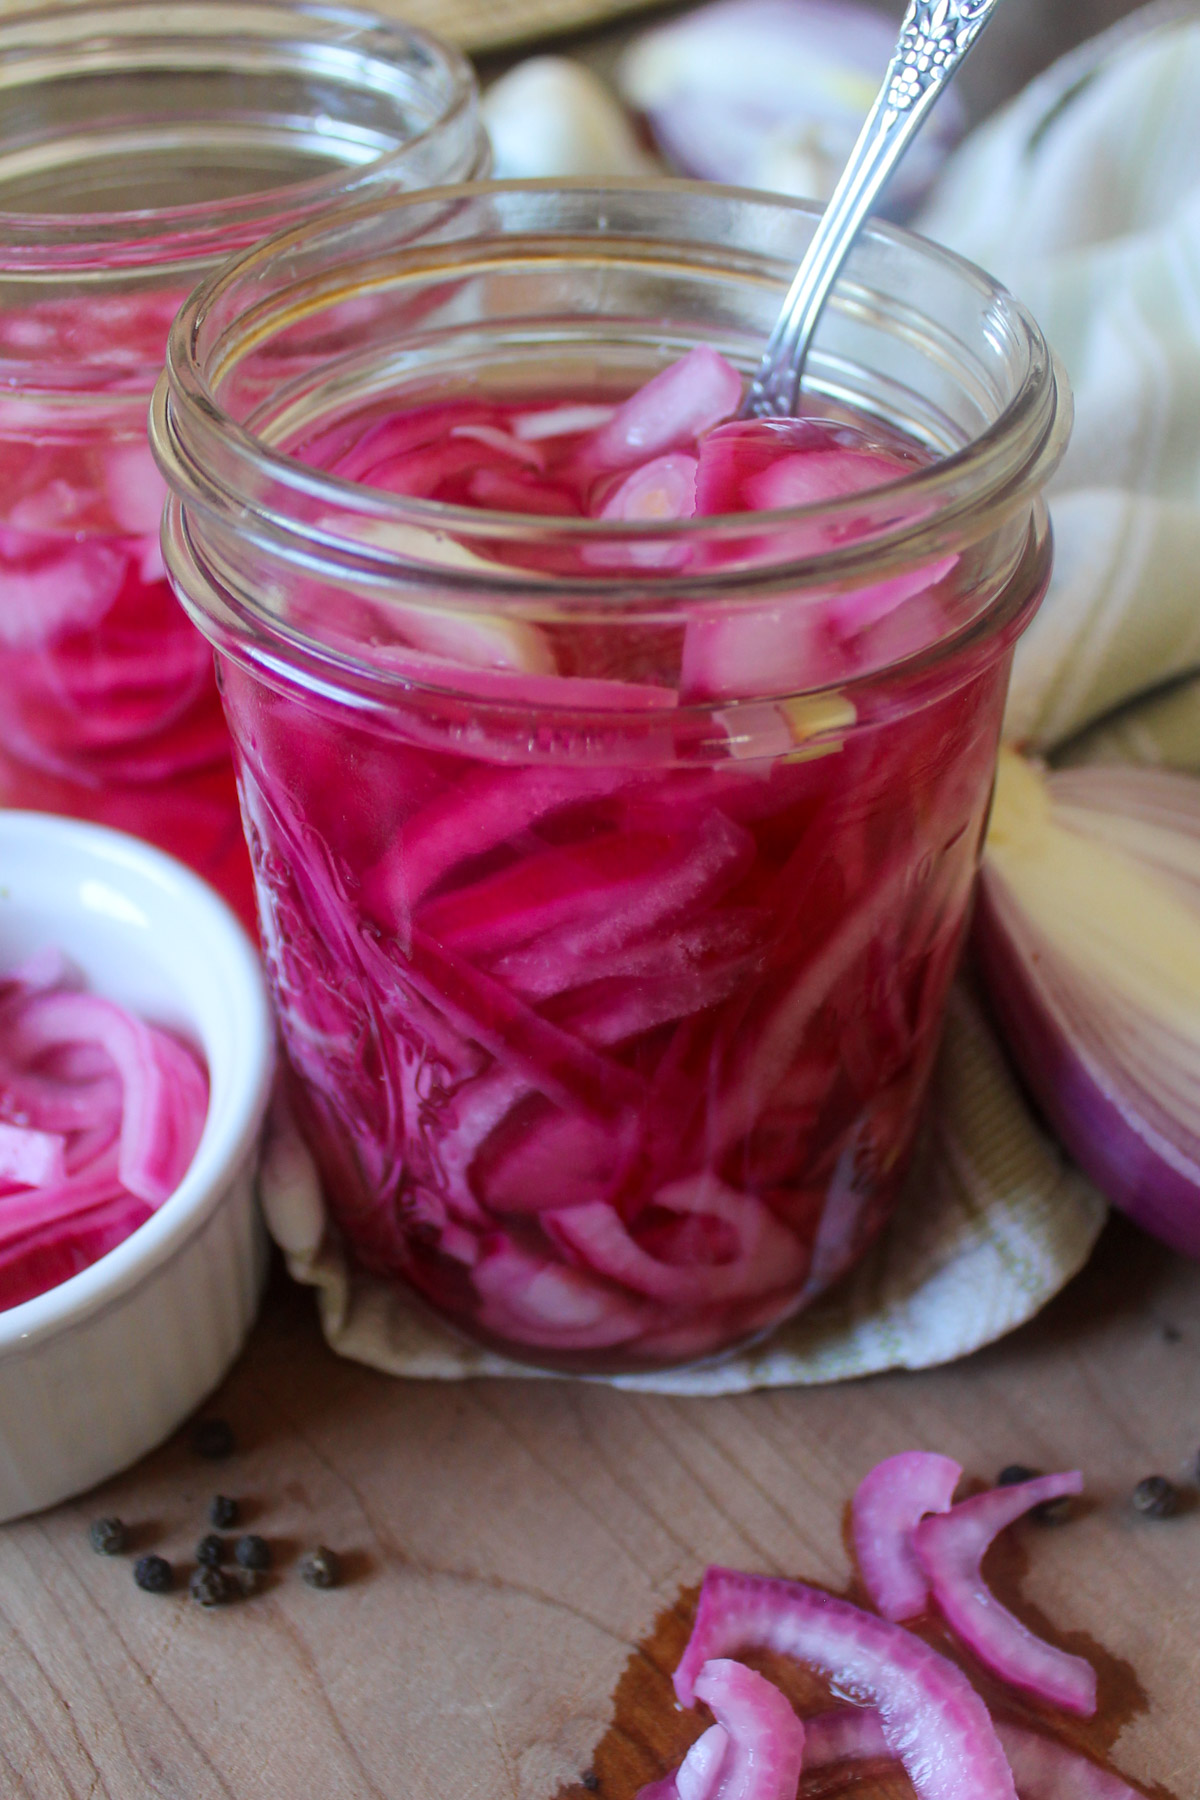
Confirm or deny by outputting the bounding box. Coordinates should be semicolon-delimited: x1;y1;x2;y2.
482;57;660;180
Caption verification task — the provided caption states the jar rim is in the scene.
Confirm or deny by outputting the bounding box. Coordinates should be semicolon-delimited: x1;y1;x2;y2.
0;0;481;271
154;178;1070;605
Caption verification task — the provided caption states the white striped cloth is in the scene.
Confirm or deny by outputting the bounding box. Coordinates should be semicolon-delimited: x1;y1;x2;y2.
264;9;1200;1391
920;0;1200;754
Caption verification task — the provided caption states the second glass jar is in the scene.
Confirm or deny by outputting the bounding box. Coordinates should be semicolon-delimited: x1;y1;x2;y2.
0;0;484;925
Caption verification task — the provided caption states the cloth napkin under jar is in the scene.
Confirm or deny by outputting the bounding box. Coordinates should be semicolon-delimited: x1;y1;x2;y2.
261;3;1200;1392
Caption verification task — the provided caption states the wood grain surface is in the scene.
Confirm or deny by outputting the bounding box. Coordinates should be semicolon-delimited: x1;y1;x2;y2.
0;1214;1196;1800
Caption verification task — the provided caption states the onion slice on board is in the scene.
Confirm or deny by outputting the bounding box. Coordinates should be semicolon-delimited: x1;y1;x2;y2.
800;1709;1143;1798
851;1450;963;1621
637;1726;729;1800
673;1568;1017;1800
912;1472;1097;1716
637;1659;806;1800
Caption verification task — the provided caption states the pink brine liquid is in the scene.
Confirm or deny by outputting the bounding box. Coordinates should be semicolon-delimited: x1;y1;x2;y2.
0;295;254;926
224;348;1022;1371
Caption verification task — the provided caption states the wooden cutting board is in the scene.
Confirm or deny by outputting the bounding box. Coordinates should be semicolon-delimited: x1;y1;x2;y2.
0;1214;1196;1800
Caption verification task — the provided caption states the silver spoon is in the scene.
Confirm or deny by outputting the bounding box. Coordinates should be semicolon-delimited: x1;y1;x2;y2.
741;0;1006;419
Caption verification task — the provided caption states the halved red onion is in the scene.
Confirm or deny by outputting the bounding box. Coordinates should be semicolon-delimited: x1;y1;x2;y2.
912;1472;1096;1716
674;1568;1018;1800
977;751;1200;1259
801;1709;1143;1798
851;1450;963;1621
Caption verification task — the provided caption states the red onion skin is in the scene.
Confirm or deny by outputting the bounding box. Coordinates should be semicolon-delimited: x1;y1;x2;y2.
674;1568;1017;1800
851;1450;962;1621
912;1472;1097;1717
975;875;1200;1258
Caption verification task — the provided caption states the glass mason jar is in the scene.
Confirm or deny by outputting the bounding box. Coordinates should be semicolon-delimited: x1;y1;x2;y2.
151;182;1070;1373
0;0;484;928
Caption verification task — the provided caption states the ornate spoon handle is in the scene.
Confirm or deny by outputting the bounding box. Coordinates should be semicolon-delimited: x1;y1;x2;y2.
741;0;1005;419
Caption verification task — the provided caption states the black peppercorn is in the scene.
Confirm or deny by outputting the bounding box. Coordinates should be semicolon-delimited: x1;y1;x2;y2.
1132;1475;1179;1519
237;1568;263;1598
195;1534;226;1567
191;1418;235;1460
209;1495;239;1530
234;1534;270;1572
997;1463;1038;1487
581;1773;599;1793
189;1565;233;1607
133;1554;173;1594
299;1546;340;1589
88;1516;127;1556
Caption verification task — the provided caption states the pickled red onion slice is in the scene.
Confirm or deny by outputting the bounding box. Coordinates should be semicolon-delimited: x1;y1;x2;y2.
0;537;126;649
0;1122;67;1188
996;1721;1142;1800
637;1726;729;1800
800;1706;890;1769
599;454;699;522
637;1659;806;1800
418;817;750;963
512;402;616;441
546;1176;807;1304
9;990;206;1206
674;1568;1018;1800
851;1450;963;1621
363;763;640;924
800;1709;1142;1799
578;346;741;475
471;1239;649;1350
0;958;208;1310
912;1472;1097;1716
694;1659;805;1800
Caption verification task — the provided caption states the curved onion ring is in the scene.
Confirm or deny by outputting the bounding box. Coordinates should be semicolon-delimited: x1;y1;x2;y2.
800;1708;1142;1798
673;1568;1017;1800
912;1472;1097;1715
851;1450;962;1620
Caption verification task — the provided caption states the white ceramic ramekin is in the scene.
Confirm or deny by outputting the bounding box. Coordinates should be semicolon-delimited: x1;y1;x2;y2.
0;812;273;1520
